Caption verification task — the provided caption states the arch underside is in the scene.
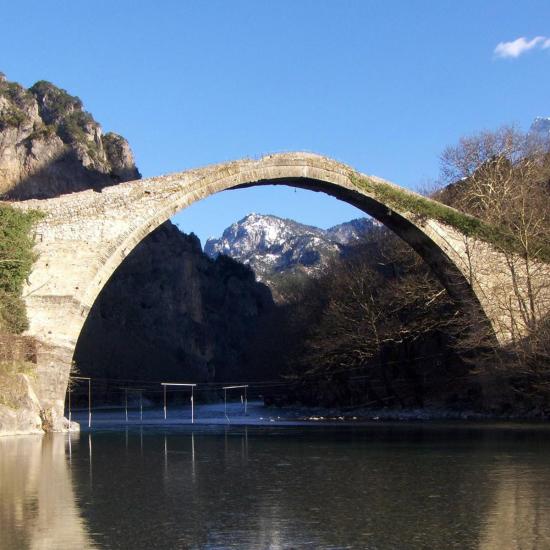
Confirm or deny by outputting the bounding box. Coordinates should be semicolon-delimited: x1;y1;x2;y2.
78;171;492;353
231;177;478;306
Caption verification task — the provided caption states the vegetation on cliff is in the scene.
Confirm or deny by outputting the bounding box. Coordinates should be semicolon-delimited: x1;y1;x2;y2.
0;204;40;412
0;204;42;333
0;76;34;130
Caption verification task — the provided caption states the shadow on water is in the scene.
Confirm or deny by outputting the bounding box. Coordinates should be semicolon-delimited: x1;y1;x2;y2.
1;424;550;549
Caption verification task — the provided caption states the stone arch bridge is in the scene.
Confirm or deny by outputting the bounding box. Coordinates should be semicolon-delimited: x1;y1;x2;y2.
9;152;550;429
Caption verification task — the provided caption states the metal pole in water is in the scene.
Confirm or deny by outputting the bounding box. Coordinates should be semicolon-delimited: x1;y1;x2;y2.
223;385;248;420
191;431;196;481
88;378;92;428
88;433;93;485
125;388;128;422
140;390;143;422
191;386;194;424
162;383;196;423
164;435;167;473
68;386;72;431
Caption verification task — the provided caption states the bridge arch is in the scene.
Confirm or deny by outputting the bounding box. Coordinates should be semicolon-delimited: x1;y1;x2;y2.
14;152;530;428
79;154;486;331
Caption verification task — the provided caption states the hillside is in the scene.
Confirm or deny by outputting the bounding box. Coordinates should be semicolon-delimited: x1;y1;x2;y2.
74;223;273;387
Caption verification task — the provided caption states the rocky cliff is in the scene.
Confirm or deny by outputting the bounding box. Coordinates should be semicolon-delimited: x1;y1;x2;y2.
0;73;140;199
74;223;273;389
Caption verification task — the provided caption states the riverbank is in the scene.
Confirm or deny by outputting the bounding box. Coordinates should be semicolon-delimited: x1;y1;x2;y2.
66;399;550;430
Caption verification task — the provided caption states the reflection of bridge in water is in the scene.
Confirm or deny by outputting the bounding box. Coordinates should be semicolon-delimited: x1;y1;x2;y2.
1;426;550;549
0;434;97;549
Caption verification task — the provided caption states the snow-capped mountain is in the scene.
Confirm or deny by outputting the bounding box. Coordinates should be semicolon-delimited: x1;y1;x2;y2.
204;214;373;300
325;218;374;244
530;117;550;137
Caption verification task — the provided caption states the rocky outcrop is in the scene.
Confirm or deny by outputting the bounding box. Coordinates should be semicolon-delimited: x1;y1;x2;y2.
0;373;43;436
74;222;274;393
0;73;140;199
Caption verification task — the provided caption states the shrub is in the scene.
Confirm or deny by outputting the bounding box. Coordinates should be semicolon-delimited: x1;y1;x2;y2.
0;204;42;333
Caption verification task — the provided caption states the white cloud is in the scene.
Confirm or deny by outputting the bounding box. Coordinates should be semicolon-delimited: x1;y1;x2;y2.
494;36;549;59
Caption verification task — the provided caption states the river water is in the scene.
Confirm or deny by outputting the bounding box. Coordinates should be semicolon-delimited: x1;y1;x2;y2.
1;408;550;549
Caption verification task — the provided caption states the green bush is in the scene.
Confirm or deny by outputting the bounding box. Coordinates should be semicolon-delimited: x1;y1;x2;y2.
24;124;57;142
0;106;27;129
0;204;42;333
0;290;29;333
58;110;96;144
29;80;82;122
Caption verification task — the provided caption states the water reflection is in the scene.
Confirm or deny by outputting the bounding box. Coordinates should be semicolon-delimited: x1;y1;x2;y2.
1;425;550;549
0;434;97;550
479;460;550;549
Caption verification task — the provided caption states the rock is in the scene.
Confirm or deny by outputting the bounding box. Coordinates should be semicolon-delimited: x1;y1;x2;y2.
530;117;550;137
0;75;140;199
0;373;43;436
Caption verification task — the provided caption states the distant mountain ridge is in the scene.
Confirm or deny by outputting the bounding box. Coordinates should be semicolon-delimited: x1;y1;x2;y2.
530;117;550;137
204;213;373;300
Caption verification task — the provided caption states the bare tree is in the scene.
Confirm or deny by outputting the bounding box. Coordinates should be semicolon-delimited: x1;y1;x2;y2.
283;229;467;407
438;126;550;410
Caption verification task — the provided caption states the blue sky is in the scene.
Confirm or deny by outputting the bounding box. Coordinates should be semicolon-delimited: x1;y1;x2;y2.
1;1;549;245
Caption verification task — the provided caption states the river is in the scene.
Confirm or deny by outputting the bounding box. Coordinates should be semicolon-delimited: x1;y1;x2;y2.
1;405;550;549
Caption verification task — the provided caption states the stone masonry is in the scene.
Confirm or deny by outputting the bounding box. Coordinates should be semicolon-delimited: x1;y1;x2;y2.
7;152;550;430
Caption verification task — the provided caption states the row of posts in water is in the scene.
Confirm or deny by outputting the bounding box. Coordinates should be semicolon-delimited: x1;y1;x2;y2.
67;377;248;428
